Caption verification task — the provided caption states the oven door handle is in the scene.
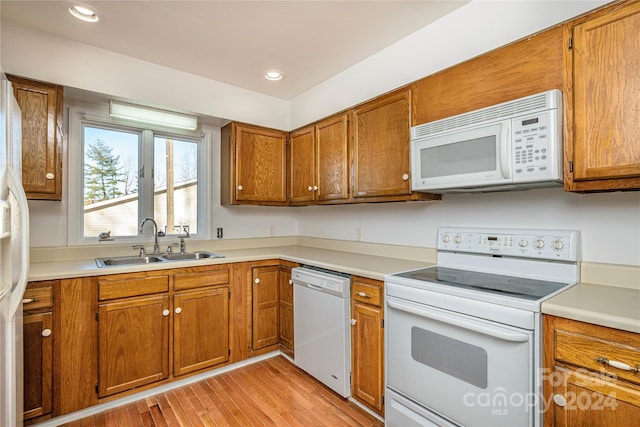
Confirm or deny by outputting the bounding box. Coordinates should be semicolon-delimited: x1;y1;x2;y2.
387;298;530;343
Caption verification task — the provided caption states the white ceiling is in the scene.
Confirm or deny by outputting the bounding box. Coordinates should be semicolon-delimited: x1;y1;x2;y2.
0;1;468;101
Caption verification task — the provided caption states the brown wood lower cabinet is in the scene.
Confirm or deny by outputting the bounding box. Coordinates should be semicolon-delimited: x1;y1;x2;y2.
23;281;56;423
544;315;640;426
173;286;230;376
351;276;385;416
278;266;294;356
251;265;280;350
98;293;170;398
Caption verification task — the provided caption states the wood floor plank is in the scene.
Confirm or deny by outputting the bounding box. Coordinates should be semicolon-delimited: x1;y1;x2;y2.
61;356;382;427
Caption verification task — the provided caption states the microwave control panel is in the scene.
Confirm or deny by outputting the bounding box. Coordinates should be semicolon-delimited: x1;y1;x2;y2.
511;108;562;182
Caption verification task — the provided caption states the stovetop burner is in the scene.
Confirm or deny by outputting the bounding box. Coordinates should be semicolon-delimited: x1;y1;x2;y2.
393;266;571;302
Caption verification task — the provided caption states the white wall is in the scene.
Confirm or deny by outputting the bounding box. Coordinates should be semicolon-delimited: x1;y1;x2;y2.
289;0;609;128
295;189;640;267
0;20;290;130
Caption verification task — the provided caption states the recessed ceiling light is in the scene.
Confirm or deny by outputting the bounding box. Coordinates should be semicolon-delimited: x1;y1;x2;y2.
265;71;284;81
69;3;99;22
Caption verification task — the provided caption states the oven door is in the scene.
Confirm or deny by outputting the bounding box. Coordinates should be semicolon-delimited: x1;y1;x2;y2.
386;295;534;427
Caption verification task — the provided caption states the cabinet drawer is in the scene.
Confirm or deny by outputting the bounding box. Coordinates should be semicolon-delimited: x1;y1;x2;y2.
98;276;169;300
23;285;53;311
174;268;230;291
555;329;640;386
352;281;382;307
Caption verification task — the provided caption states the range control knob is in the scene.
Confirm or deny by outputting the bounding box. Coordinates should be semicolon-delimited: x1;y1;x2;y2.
442;234;451;243
552;240;565;251
454;235;463;244
519;239;528;248
533;239;545;249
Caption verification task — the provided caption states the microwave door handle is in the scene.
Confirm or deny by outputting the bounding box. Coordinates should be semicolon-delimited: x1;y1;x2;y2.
387;298;529;342
499;123;511;179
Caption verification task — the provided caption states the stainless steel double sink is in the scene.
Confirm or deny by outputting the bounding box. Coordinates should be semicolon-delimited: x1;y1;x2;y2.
95;251;224;268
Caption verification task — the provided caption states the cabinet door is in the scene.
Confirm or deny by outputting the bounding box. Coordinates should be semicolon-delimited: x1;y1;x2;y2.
235;123;288;203
570;2;640;189
252;266;279;350
315;113;350;202
289;126;317;204
351;301;385;415
174;287;230;376
98;295;170;397
352;89;411;199
278;267;294;353
551;366;640;426
412;25;564;126
8;75;63;200
23;311;53;421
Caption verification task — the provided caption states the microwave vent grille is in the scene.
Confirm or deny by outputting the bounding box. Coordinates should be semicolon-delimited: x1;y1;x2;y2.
412;90;559;138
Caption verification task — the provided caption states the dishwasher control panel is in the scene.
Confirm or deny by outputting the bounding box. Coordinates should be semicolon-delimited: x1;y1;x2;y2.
291;267;351;298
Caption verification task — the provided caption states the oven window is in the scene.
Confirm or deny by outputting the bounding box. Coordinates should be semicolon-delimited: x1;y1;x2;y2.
411;326;488;389
420;135;497;178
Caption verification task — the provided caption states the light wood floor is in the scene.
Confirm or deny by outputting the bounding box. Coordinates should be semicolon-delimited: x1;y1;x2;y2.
60;356;383;427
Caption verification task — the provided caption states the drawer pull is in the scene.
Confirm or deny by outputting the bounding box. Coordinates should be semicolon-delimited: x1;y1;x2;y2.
22;298;37;304
42;329;52;338
356;291;371;298
595;357;640;373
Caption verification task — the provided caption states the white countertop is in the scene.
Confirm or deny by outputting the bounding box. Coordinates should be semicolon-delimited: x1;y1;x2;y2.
28;243;640;334
28;245;433;282
542;282;640;333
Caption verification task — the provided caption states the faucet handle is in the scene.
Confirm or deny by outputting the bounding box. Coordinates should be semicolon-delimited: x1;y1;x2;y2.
166;243;179;254
132;244;145;256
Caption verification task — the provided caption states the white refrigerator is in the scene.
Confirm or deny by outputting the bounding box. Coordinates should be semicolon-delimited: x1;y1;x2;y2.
0;70;29;427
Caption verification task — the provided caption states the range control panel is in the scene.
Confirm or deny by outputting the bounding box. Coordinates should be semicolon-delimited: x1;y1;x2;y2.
437;227;579;261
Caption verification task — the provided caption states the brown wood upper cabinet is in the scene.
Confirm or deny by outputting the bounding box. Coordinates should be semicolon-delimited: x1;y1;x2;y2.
289;113;351;205
7;75;63;200
221;122;288;205
411;25;564;127
565;0;640;191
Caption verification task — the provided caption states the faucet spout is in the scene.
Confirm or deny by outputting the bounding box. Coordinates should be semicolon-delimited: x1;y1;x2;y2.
139;218;160;253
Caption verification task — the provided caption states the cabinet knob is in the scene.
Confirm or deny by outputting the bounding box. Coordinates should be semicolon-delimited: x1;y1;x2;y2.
41;328;52;338
22;298;36;305
402;173;409;181
175;307;182;314
254;278;260;284
237;185;243;191
288;279;293;285
162;309;170;317
553;394;567;407
356;291;371;298
350;319;357;326
308;186;313;192
313;185;319;191
45;173;55;180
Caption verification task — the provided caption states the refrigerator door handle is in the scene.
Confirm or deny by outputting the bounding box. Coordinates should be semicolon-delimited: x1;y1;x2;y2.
6;166;29;319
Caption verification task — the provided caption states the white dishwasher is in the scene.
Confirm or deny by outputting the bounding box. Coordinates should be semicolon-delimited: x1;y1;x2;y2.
292;266;351;397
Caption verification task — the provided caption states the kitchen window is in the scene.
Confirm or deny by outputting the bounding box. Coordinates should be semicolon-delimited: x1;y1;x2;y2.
68;106;211;245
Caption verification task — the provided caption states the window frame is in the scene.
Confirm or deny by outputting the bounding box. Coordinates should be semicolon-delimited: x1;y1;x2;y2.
68;105;211;246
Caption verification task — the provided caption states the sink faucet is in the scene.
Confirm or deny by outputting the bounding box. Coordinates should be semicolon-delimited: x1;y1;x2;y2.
139;218;160;253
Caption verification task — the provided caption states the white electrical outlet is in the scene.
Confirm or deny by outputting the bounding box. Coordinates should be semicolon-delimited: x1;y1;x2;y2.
355;227;362;241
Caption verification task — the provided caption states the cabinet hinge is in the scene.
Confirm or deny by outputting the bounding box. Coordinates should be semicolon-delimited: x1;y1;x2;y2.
568;36;573;50
286;137;290;145
381;394;385;406
569;160;574;173
228;348;231;356
381;318;384;328
95;383;99;394
95;312;99;321
228;291;231;299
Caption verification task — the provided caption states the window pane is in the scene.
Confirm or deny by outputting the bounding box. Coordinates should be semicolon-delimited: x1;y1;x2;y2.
153;137;198;235
83;126;140;237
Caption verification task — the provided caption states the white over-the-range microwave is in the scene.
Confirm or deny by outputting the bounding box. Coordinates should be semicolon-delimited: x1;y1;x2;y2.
411;89;563;193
